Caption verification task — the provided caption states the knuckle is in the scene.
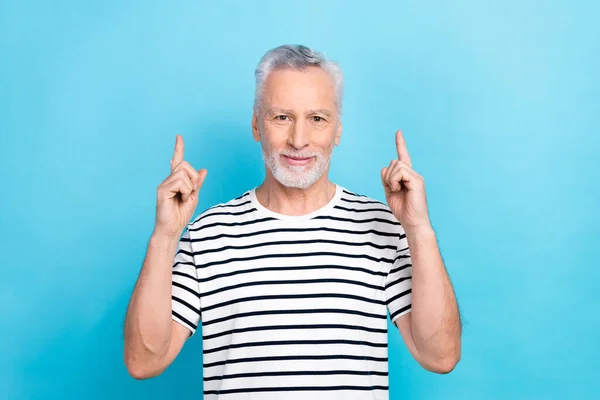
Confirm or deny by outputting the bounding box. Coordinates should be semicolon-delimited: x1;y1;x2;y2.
181;177;192;189
157;185;168;197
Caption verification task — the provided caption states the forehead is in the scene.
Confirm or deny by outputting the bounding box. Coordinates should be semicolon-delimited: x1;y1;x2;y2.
262;66;336;110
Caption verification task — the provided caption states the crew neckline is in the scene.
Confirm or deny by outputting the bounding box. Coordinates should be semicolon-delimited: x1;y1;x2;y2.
249;184;342;221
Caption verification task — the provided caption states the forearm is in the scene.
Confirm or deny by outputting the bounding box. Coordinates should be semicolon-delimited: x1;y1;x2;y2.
124;234;178;369
406;225;461;368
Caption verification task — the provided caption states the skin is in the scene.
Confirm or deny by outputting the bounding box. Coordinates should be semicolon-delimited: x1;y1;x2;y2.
382;130;462;373
123;136;207;379
251;66;342;213
123;65;461;380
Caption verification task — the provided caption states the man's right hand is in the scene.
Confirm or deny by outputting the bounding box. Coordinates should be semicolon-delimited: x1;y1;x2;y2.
153;134;207;239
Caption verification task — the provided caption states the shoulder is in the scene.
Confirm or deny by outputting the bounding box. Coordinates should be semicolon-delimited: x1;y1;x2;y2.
337;187;394;217
186;189;253;231
338;187;387;207
336;186;405;234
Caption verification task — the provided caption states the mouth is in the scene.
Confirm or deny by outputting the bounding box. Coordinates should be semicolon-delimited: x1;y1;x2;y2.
282;155;314;166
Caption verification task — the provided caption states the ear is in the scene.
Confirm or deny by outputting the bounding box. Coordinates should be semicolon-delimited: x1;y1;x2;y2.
334;121;342;146
251;109;260;142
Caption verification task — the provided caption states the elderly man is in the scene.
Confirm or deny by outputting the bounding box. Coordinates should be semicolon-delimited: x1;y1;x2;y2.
124;44;461;399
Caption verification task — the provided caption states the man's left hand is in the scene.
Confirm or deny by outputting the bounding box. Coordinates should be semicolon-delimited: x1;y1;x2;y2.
381;130;432;234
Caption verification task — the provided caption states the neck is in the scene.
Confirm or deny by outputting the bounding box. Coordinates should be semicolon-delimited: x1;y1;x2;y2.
255;173;336;216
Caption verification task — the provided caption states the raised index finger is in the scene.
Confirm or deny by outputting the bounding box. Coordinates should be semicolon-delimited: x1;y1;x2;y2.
171;134;184;171
395;130;412;168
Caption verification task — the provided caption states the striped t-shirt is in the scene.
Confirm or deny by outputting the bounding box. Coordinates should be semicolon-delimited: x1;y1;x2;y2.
171;184;413;400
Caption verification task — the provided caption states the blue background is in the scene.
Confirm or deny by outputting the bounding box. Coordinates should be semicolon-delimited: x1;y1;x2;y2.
1;0;599;399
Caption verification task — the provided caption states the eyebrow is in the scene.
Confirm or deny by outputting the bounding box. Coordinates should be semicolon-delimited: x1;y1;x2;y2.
307;108;333;117
267;107;333;118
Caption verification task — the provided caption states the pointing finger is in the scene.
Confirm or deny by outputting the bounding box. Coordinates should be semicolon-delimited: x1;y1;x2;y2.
171;134;185;172
395;130;412;168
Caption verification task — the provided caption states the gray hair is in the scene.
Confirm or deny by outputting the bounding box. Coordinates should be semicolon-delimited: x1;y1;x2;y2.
253;44;344;116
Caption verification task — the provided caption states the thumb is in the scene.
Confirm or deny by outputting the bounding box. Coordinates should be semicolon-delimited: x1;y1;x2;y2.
187;169;208;205
196;169;208;191
381;167;391;195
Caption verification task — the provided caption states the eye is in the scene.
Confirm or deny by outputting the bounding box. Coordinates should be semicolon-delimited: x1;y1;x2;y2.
276;115;288;121
312;116;325;123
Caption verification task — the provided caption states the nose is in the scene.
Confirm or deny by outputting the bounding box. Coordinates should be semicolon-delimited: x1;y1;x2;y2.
288;120;309;150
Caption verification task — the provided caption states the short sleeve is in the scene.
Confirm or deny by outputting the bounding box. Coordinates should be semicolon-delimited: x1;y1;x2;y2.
171;228;201;336
385;232;413;324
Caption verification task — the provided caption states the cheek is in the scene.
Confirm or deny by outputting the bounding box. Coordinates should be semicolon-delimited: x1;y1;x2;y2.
314;127;338;148
262;123;290;148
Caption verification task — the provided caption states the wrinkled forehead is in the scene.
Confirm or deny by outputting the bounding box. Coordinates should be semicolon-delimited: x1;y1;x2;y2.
261;67;337;114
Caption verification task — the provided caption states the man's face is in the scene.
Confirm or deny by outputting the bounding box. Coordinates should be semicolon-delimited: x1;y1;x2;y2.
252;66;342;189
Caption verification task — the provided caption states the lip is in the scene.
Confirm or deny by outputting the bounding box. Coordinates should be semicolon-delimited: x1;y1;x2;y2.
283;155;314;166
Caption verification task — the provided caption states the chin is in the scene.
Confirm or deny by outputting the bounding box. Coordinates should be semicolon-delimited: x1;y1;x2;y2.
282;174;324;190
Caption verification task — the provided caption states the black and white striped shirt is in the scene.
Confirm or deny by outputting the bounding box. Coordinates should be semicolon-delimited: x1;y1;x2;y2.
171;184;413;399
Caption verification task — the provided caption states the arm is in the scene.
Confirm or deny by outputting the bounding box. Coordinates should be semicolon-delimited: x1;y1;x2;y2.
395;226;461;374
123;234;191;380
381;130;461;373
124;134;206;379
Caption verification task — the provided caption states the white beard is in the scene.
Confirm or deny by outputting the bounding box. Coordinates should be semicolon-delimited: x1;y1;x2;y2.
260;132;334;189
